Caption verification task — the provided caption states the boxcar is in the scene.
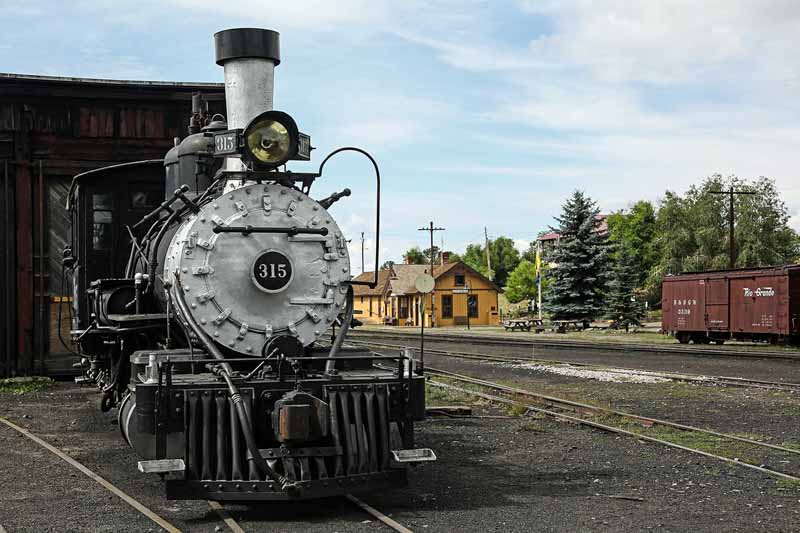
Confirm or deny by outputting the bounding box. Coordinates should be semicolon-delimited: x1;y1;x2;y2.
661;265;800;344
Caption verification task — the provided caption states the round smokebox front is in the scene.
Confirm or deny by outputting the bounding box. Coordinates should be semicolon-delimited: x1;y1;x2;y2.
164;182;351;354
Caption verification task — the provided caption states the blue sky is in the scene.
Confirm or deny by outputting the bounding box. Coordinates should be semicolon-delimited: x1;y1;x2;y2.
3;1;800;273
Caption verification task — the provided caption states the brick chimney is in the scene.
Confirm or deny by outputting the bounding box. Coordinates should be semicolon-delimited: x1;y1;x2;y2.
442;251;450;263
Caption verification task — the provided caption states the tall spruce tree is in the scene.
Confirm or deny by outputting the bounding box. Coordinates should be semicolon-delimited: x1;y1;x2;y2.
547;191;608;325
605;245;645;331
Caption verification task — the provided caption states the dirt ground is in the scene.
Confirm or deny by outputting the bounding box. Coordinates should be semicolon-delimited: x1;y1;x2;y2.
2;379;800;532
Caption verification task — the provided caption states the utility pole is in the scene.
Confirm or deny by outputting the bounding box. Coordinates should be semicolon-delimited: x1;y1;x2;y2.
418;221;445;327
536;239;543;321
710;187;756;269
360;232;365;274
484;226;493;280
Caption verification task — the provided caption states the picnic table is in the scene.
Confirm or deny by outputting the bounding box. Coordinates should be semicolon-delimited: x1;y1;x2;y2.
503;318;545;332
552;320;586;333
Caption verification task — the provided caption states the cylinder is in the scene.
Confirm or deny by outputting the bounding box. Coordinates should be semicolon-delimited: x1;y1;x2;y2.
214;28;281;172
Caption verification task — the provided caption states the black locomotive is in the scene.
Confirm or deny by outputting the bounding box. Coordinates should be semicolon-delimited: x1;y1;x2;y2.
64;28;432;501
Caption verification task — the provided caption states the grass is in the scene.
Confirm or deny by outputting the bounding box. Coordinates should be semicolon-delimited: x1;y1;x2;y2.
774;478;800;493
427;379;533;417
0;376;54;395
426;381;477;405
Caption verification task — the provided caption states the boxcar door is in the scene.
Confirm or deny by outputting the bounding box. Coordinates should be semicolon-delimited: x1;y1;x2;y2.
730;275;782;335
704;278;729;330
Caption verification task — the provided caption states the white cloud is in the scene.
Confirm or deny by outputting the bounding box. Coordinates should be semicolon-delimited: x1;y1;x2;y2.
520;1;800;85
513;238;530;254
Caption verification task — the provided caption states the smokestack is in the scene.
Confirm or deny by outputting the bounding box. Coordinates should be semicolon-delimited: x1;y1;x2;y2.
214;28;281;172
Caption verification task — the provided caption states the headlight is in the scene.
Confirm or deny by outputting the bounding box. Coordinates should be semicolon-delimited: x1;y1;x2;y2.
243;111;299;169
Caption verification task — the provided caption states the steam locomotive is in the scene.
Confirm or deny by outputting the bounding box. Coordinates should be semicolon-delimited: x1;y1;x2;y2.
65;28;433;500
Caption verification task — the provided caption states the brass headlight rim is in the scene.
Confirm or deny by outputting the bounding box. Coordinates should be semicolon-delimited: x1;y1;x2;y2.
242;110;299;169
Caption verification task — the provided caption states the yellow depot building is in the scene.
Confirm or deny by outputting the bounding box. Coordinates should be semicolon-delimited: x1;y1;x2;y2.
352;261;501;327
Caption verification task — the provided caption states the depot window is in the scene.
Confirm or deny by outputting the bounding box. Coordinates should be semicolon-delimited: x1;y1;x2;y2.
455;274;465;286
442;295;453;318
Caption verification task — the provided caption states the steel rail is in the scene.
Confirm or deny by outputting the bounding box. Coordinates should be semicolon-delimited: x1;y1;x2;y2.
347;330;800;361
427;380;800;483
0;417;183;532
348;339;800;392
207;501;245;533
425;365;800;457
346;494;413;533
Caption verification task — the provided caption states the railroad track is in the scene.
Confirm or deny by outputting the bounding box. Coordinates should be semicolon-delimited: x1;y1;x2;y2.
0;417;413;532
347;330;800;361
423;366;800;483
348;339;800;392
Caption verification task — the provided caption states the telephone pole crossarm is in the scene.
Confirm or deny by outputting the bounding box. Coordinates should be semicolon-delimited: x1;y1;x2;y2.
418;221;445;327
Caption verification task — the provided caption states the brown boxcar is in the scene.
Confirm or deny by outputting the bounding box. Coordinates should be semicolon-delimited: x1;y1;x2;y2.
661;265;800;344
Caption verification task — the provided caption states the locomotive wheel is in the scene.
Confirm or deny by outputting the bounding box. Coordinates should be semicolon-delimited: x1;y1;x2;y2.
713;339;725;345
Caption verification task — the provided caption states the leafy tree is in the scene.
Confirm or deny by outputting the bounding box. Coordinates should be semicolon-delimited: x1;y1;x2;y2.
605;245;645;331
491;237;521;286
402;246;462;267
442;251;462;263
462;237;521;286
463;243;489;277
547;190;608;324
402;247;427;265
422;245;441;265
380;260;395;270
521;242;538;263
647;175;800;298
504;260;538;304
607;200;658;304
